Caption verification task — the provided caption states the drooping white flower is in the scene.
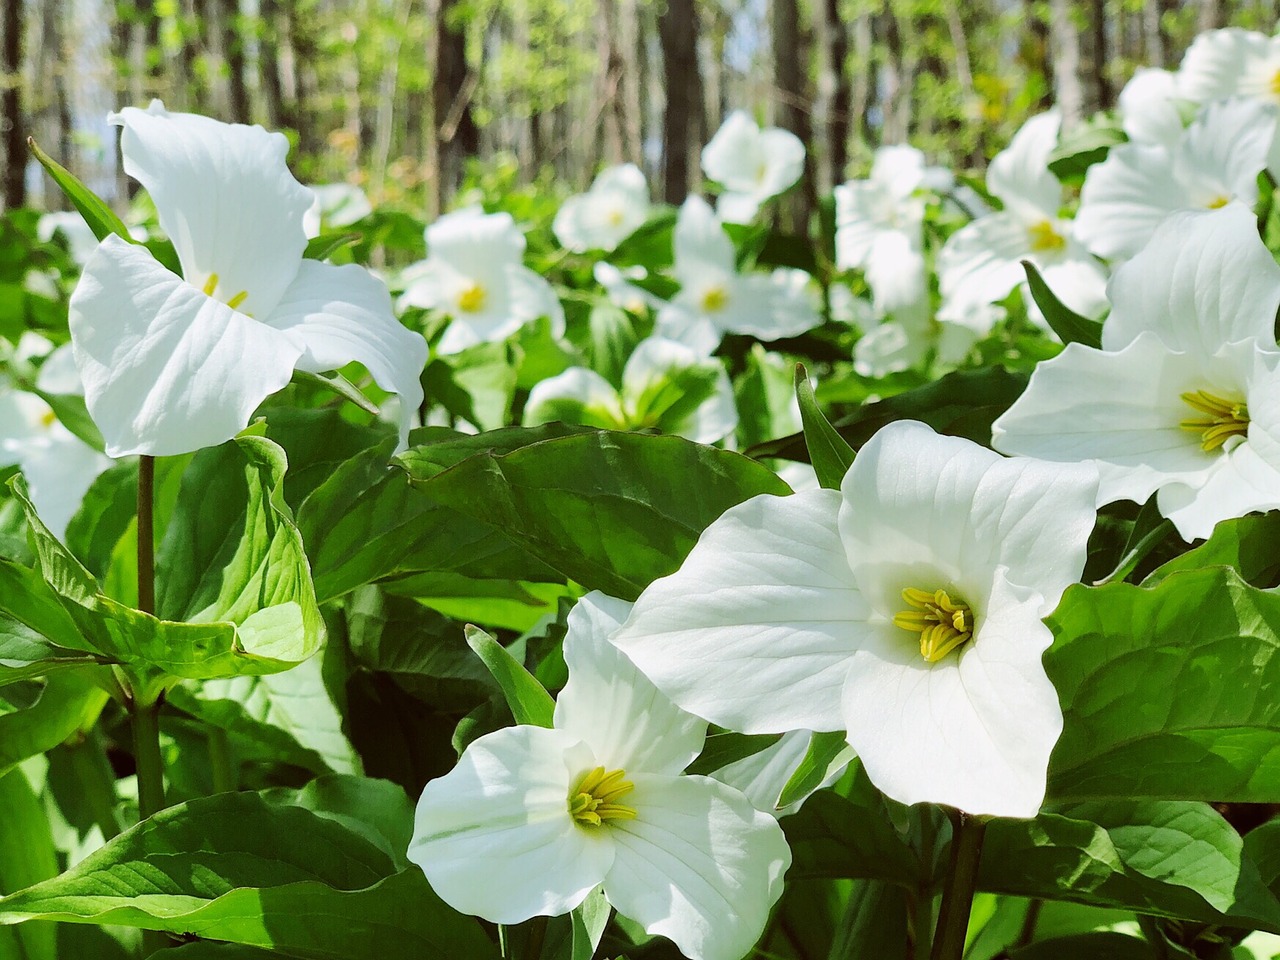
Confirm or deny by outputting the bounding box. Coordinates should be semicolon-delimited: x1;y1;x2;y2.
1075;98;1275;261
992;204;1280;541
303;183;373;237
399;206;565;355
0;339;112;540
553;164;651;253
408;592;791;960
701;111;805;224
656;197;821;352
610;420;1098;818
938;111;1108;332
68;102;426;458
835;144;948;313
524;337;737;444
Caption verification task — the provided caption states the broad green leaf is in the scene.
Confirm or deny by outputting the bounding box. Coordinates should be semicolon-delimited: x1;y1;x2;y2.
288;369;379;416
1046;115;1127;184
777;730;855;809
402;430;790;599
570;887;610;960
583;302;637;387
63;461;137;582
1021;260;1104;349
1046;568;1280;802
302;232;361;261
0;789;495;960
750;367;1028;461
26;138;134;243
424;342;518;431
0;673;109;780
166;945;286;958
826;880;909;960
684;730;783;777
0;769;57;960
260;776;414;870
1143;513;1280;589
464;625;555;727
734;344;801;450
1010;933;1155;960
795;363;854;489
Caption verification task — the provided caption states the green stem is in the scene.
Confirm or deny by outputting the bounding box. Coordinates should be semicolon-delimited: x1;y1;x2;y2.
137;455;155;616
930;811;987;960
1015;899;1043;948
132;699;166;820
912;890;934;960
1096;518;1175;585
209;728;236;794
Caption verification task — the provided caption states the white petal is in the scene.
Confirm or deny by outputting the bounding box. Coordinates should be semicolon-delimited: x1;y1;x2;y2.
1035;248;1109;322
556;592;707;777
1119;68;1185;148
1177;28;1272;101
674;197;736;277
864;229;927;313
1174;98;1275;208
1159;443;1280;541
871;144;928;197
69;235;302;457
508;266;567;339
111;102;311;318
712;730;849;817
34;344;84;396
842;574;1062;818
756;128;806;198
715;191;764;225
938;213;1033;312
524;368;626;430
840;420;1097;619
1102;204;1280;353
611;489;868;734
986;111;1062;219
17;429;113;542
264;261;427;449
654;303;722;355
426;207;526;274
701;112;766;192
606;774;791;960
408;725;613;924
1075;143;1184;261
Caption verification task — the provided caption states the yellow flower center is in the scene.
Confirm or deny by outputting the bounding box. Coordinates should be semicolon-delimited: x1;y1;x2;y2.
1181;388;1249;452
568;766;637;828
605;208;625;227
1206;194;1231;209
1027;220;1066;253
700;284;729;313
201;273;249;311
893;587;975;663
1270;67;1280;98
457;281;487;313
39;409;57;428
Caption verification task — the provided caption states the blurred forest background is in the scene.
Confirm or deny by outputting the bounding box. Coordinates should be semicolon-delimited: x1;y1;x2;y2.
1;0;1276;222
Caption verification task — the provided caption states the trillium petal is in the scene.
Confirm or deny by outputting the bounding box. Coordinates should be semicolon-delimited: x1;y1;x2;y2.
426;207;526;274
715;191;764;226
1177;27;1270;101
508;266;567;339
606;774;791;960
701;111;765;192
712;730;849;817
1101;204;1280;352
70;235;302;457
611;488;868;734
1035;248;1109;322
938;213;1033;313
1075;143;1184;261
654;303;722;355
1119;68;1184;148
842;574;1062;818
524;367;626;430
986;111;1062;219
556;592;707;777
871;144;928;198
674;197;736;278
841;420;1097;618
757;128;806;198
15;428;113;542
264;260;427;449
991;335;1233;507
408;725;613;924
864;229;927;313
1158;443;1280;542
111;102;311;319
1174;98;1274;208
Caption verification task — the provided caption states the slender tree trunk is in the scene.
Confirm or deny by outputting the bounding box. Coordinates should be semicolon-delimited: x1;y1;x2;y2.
259;0;286;128
221;0;249;122
657;0;699;205
431;0;478;215
849;11;872;152
1049;0;1083;129
1196;0;1224;32
1143;0;1171;68
815;0;850;189
618;0;642;164
1089;0;1112;110
772;0;814;230
1;0;23;209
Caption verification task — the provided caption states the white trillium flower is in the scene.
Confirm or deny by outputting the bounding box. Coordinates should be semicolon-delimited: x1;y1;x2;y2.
303;183;373;237
993;204;1280;541
701;110;806;224
1117;68;1187;149
408;592;791;960
593;262;664;316
553;164;651;253
399;206;566;356
656;197;821;352
834;144;947;314
1075;97;1276;262
68;102;426;458
938;111;1108;332
610;420;1099;819
524;337;737;444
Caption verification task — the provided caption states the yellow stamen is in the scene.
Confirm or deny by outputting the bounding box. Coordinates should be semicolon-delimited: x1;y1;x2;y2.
1271;68;1280;98
39;409;57;428
568;766;637;827
700;284;729;313
202;273;220;297
1027;220;1066;253
457;282;487;313
226;290;249;310
1206;194;1231;209
893;587;975;663
1180;388;1249;452
605;208;625;227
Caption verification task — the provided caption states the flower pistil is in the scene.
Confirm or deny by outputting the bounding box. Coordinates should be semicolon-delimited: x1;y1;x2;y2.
893;587;975;662
568;766;637;827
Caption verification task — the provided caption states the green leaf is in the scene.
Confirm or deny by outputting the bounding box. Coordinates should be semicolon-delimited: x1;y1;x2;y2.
749;367;1028;461
0;788;495;960
63;461;137;582
31;391;105;452
0;673;109;780
260;776;414;870
795;364;854;489
288;369;379;416
0;769;57;960
302;232;361;261
684;730;783;777
570;887;610;960
777;730;854;809
1010;933;1155;960
464;625;555;727
402;430;790;600
826;880;909;960
1143;513;1280;589
1046;114;1127;184
1021;261;1104;349
26;138;134;243
1046;568;1280;802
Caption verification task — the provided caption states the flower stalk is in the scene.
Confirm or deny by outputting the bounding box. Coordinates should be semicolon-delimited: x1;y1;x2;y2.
930;811;988;960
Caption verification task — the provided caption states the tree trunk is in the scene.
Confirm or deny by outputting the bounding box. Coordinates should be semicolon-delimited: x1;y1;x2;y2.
849;11;872;152
1196;0;1224;32
657;0;699;205
1;0;24;209
1088;0;1112;110
221;0;249;122
1143;0;1171;68
771;0;814;229
814;0;850;190
259;0;286;128
1049;0;1083;129
431;0;478;215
